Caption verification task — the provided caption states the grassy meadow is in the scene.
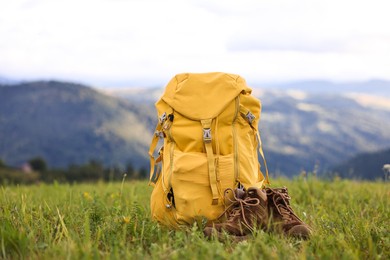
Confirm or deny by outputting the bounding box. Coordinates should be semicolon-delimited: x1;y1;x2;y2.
1;176;389;259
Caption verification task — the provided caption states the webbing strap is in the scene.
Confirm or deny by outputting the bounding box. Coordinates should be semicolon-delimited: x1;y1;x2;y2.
240;104;270;185
201;119;219;205
256;131;270;185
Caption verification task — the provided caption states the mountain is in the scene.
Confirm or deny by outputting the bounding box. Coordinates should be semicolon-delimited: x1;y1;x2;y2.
258;90;390;175
332;148;390;180
0;81;154;169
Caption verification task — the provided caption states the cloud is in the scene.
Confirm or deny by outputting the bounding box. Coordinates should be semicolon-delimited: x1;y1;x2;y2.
0;0;390;87
227;36;348;53
224;0;390;54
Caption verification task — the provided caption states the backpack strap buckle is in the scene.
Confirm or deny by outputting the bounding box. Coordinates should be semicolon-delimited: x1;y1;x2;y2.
239;104;256;126
203;128;212;143
245;111;256;125
155;130;164;138
159;112;167;124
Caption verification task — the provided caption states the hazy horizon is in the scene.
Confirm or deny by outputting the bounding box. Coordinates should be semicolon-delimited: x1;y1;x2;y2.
2;74;390;91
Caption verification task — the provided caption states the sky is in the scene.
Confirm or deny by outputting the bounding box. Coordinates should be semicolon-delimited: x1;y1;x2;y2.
1;0;390;88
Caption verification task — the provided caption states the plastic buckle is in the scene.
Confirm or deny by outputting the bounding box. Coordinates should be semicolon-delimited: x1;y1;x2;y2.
245;112;256;125
155;131;164;138
159;112;167;124
203;128;212;143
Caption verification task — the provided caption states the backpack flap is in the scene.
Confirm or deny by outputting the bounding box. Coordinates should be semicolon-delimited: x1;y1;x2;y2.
161;72;251;120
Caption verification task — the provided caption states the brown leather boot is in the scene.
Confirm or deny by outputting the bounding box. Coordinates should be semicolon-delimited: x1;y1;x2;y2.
203;187;268;240
265;187;312;239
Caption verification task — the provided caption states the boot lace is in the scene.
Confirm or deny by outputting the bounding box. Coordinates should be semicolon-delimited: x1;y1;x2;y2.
267;187;303;225
218;188;261;232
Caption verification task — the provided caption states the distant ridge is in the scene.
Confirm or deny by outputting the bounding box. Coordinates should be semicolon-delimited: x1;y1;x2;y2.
333;148;390;180
0;81;153;169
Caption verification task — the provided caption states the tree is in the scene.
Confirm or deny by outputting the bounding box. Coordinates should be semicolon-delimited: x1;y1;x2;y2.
28;157;47;172
125;162;135;177
138;167;148;179
0;159;5;168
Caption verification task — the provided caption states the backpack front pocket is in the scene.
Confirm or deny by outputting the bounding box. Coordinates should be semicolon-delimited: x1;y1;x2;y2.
171;150;235;224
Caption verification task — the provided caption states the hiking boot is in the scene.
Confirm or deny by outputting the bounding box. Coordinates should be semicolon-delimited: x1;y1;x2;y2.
265;187;312;239
203;187;268;240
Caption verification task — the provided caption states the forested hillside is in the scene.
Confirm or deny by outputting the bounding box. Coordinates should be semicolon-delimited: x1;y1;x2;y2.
0;81;154;169
333;148;390;180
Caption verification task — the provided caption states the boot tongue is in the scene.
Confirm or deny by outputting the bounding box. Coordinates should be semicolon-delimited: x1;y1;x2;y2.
235;188;246;199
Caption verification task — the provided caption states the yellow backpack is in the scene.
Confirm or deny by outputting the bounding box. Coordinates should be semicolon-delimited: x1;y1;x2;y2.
148;72;269;228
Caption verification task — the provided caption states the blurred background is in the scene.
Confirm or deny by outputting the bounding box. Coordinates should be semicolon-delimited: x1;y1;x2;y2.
1;0;389;183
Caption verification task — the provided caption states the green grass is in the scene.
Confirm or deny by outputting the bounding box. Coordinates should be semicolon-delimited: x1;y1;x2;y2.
1;177;389;259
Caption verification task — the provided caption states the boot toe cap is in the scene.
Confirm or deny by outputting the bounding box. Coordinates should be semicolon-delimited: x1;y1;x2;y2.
287;224;312;239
